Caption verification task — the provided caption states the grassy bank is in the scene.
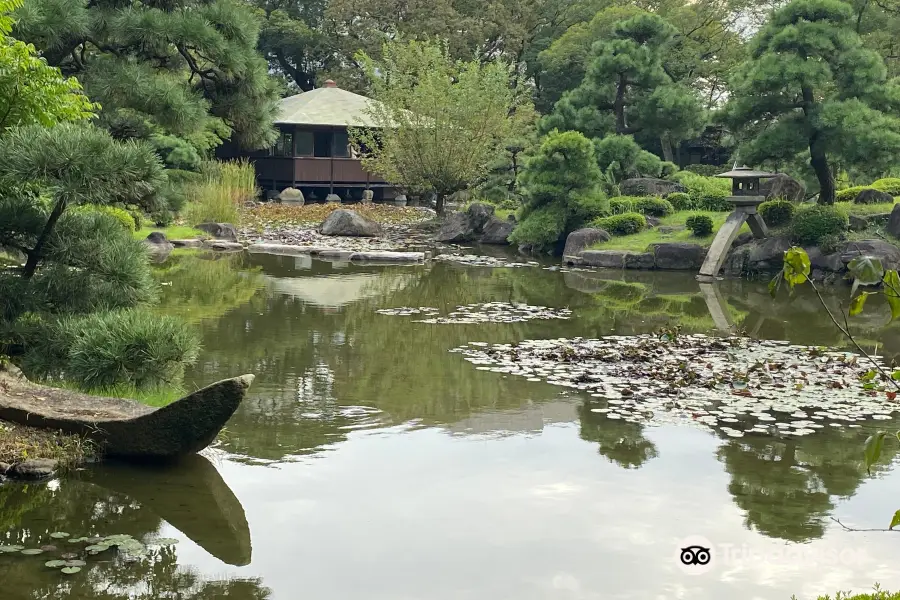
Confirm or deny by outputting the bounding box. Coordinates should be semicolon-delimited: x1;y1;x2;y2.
0;421;96;469
134;225;205;241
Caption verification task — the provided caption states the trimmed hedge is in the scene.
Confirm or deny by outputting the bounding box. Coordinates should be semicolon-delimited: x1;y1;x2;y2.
685;214;713;236
72;204;137;233
836;186;872;203
591;212;646;235
758;199;795;227
635;197;674;217
872;178;900;195
790;205;849;246
666;192;693;211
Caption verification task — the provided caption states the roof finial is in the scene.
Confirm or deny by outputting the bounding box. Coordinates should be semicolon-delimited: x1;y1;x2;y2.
324;79;337;88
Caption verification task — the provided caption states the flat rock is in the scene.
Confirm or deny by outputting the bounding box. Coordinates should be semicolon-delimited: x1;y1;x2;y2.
579;250;629;268
480;215;516;245
761;174;805;202
563;228;611;259
8;459;58;480
171;239;204;248
657;226;686;234
854;189;894;204
349;251;425;262
624;252;655;269
651;242;707;270
620;178;685;197
849;214;870;232
320;209;383;237
207;241;244;251
196;222;238;241
315;249;355;260
246;243;324;256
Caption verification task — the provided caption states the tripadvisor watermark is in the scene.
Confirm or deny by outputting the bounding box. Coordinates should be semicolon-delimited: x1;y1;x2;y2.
675;535;867;575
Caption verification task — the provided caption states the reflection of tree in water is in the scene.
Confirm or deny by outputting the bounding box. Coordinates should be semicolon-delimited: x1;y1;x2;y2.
0;481;269;600
716;424;899;542
577;401;658;469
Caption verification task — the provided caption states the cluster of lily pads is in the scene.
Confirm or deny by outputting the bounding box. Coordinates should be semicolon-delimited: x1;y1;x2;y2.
0;531;178;575
433;253;539;268
451;333;900;437
377;302;572;324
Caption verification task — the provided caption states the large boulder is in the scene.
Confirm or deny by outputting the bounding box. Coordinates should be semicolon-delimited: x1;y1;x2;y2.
278;187;305;205
325;193;342;204
8;459;58;480
563;228;611;258
888;203;900;238
838;239;900;271
620;178;685;197
143;232;174;261
651;242;707;270
854;189;894;205
319;209;383;237
806;247;844;272
434;202;497;243
578;250;631;268
724;235;792;275
480;215;516;245
761;174;805;203
196;222;238;241
849;214;870;232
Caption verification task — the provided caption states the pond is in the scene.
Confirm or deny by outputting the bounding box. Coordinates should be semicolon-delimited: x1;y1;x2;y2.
4;249;900;600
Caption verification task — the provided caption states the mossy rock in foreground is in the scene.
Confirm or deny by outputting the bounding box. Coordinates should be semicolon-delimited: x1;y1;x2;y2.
0;366;254;460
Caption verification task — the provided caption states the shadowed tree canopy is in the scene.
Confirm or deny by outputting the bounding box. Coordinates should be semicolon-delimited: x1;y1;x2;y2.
12;0;280;151
725;0;900;204
542;13;706;162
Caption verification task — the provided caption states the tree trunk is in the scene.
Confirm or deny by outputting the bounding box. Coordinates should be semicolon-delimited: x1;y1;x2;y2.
660;135;674;163
22;198;66;278
800;84;835;205
435;193;445;215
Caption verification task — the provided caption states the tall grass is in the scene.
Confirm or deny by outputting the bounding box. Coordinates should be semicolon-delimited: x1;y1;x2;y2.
182;159;257;226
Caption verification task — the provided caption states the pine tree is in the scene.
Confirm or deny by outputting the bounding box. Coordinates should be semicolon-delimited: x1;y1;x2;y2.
13;0;279;152
726;0;900;204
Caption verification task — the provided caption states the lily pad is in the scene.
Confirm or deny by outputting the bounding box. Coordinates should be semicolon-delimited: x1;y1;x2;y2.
64;560;86;567
49;532;70;539
40;545;58;552
0;545;24;553
67;537;88;543
60;566;82;575
44;560;67;568
84;544;110;552
20;549;44;555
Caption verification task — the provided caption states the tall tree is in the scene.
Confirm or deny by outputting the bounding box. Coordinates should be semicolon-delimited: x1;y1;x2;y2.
542;13;706;162
725;0;900;204
352;39;524;214
0;0;95;134
12;0;279;151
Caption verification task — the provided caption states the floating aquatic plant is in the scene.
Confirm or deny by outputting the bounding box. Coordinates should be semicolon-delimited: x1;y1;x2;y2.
433;254;539;268
452;334;900;437
4;531;165;576
379;302;571;324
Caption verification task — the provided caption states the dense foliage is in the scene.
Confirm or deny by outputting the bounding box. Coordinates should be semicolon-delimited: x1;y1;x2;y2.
759;200;796;227
592;212;647;236
685;214;713;236
790;205;849;245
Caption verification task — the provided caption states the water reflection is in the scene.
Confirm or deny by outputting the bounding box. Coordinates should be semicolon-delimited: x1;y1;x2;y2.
0;455;263;600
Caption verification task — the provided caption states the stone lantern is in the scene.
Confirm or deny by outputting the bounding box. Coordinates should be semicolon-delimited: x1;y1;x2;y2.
697;165;778;280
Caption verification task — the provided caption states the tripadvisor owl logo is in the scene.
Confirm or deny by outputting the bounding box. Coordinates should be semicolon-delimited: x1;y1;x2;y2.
675;535;715;575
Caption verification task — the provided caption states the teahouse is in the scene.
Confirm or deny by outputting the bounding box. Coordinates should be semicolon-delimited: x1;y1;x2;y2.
218;80;399;203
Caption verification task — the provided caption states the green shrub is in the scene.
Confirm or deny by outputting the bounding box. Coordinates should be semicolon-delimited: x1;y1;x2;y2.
836;186;872;203
819;232;846;254
872;178;900;195
791;205;849;246
591;212;646;235
659;161;679;178
635;197;674;217
608;196;637;214
569;192;610;229
25;309;201;390
683;164;726;177
685;214;713;236
671;171;731;211
759;199;795;227
71;204;136;233
666;192;693;211
124;205;144;230
509;202;568;248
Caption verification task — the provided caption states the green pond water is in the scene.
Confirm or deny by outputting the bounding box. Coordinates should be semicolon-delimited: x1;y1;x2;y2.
4;249;900;599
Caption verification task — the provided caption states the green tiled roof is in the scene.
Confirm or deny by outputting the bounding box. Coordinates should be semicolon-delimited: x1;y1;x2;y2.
274;85;384;128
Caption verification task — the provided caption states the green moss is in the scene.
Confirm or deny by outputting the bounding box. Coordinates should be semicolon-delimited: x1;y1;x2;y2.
134;225;206;241
837;201;896;216
589;211;750;252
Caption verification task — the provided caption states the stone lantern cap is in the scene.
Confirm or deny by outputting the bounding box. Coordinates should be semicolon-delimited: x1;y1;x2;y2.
715;165;778;179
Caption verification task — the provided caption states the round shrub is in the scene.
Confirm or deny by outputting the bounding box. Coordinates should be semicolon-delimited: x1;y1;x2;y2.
72;204;137;233
608;197;637;214
685;214;714;236
790;205;849;246
666;192;693;211
635;197;674;217
872;178;900;195
758;199;795;227
835;186;871;203
591;212;646;236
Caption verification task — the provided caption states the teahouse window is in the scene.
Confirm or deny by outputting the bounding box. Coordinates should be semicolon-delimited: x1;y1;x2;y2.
295;131;314;156
333;130;350;158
